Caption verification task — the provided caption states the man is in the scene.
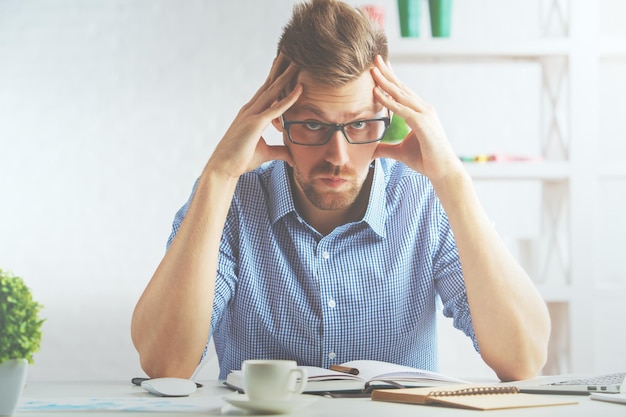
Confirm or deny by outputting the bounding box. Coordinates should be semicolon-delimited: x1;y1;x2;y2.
131;0;550;382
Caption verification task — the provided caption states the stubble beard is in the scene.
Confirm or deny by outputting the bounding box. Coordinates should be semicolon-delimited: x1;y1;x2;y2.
293;163;362;211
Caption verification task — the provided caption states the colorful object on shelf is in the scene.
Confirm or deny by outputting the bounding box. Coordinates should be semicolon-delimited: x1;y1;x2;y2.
428;0;453;37
360;4;386;29
459;153;543;163
397;0;421;37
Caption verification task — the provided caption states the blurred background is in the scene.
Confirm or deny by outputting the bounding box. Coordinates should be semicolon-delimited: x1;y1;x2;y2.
1;0;624;381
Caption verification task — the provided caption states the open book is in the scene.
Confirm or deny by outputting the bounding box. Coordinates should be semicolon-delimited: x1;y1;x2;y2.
372;385;579;410
224;360;469;394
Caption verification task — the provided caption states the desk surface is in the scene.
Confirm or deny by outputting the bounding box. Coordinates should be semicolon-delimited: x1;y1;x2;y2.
17;380;626;417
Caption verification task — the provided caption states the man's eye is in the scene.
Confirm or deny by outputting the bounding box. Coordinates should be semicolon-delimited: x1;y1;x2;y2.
304;122;324;131
349;121;367;130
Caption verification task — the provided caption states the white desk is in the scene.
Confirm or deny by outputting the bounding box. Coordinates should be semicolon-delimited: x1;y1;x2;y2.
17;380;626;417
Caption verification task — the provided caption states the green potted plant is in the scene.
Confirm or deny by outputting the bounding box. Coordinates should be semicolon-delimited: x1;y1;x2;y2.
0;268;44;417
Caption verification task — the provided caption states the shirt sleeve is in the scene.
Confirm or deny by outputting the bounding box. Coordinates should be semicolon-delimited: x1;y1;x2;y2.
433;207;480;353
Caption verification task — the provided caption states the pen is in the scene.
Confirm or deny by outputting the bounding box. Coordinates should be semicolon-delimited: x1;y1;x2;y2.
329;365;360;375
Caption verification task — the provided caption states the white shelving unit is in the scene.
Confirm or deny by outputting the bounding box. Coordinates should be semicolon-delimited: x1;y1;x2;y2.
388;0;626;375
463;162;570;181
391;38;572;60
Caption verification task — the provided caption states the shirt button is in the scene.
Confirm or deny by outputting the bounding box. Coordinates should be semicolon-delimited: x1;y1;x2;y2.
328;299;336;308
328;352;336;360
322;251;330;259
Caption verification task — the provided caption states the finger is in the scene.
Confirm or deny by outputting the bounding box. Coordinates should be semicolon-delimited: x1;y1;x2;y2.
247;53;296;108
266;52;291;84
373;84;414;122
374;55;404;89
260;52;290;90
263;82;302;120
371;65;422;113
249;61;300;113
265;61;300;103
372;56;429;112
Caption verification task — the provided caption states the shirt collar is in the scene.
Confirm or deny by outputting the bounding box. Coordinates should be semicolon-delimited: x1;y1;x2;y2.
362;158;387;238
267;160;387;238
268;161;296;224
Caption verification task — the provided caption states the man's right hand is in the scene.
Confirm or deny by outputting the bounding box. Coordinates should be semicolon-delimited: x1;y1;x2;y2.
205;52;302;180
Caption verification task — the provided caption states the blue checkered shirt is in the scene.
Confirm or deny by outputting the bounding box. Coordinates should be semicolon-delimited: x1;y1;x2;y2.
168;158;478;380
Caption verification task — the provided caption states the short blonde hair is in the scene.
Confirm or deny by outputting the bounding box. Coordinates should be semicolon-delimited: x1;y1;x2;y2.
278;0;388;86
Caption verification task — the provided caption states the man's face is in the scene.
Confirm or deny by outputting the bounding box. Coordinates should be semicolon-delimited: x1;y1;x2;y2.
276;70;383;211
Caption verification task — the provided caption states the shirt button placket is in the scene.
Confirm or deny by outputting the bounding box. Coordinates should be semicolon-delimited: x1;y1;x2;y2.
319;246;336;366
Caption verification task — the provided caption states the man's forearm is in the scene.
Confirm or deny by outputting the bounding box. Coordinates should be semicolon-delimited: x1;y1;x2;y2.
433;167;551;381
131;169;238;378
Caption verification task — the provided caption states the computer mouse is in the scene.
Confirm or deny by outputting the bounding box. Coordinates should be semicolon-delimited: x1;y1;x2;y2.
140;377;197;397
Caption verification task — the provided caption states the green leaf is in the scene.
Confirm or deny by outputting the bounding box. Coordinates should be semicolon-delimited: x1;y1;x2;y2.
0;268;45;364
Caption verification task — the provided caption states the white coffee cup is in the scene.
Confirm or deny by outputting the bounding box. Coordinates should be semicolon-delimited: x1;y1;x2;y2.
242;359;308;401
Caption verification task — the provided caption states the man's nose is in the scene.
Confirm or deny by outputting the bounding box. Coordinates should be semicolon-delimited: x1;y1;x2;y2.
324;128;350;166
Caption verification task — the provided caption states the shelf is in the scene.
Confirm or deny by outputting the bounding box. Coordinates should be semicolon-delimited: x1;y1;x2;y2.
389;38;572;61
463;161;570;180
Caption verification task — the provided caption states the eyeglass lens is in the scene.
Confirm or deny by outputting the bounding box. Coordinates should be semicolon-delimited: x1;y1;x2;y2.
288;119;387;145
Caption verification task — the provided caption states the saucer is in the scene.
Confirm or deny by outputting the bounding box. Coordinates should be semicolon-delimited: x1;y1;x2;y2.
222;393;317;414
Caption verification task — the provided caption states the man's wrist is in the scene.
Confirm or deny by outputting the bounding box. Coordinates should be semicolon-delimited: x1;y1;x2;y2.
429;163;476;210
201;158;243;187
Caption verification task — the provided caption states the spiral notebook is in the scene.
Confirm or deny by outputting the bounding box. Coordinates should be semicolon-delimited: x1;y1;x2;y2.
371;385;579;410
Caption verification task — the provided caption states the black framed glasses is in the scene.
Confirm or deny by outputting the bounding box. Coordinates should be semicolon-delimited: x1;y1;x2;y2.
281;112;391;146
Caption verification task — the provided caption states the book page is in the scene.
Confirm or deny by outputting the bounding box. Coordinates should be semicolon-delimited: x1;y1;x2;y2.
226;360;466;393
340;360;468;385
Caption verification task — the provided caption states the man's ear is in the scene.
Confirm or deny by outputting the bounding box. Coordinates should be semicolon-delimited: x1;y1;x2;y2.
271;116;284;132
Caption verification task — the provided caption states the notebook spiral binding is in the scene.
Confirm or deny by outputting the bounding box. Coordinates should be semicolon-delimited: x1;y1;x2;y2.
428;386;520;397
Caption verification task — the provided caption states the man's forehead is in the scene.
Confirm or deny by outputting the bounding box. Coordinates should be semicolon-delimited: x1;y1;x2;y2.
292;70;380;115
295;69;375;89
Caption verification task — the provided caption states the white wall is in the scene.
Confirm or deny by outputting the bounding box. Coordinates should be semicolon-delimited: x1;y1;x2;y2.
1;0;624;381
0;0;295;381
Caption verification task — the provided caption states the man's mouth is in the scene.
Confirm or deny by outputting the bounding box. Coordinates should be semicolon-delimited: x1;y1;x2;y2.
319;177;348;188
